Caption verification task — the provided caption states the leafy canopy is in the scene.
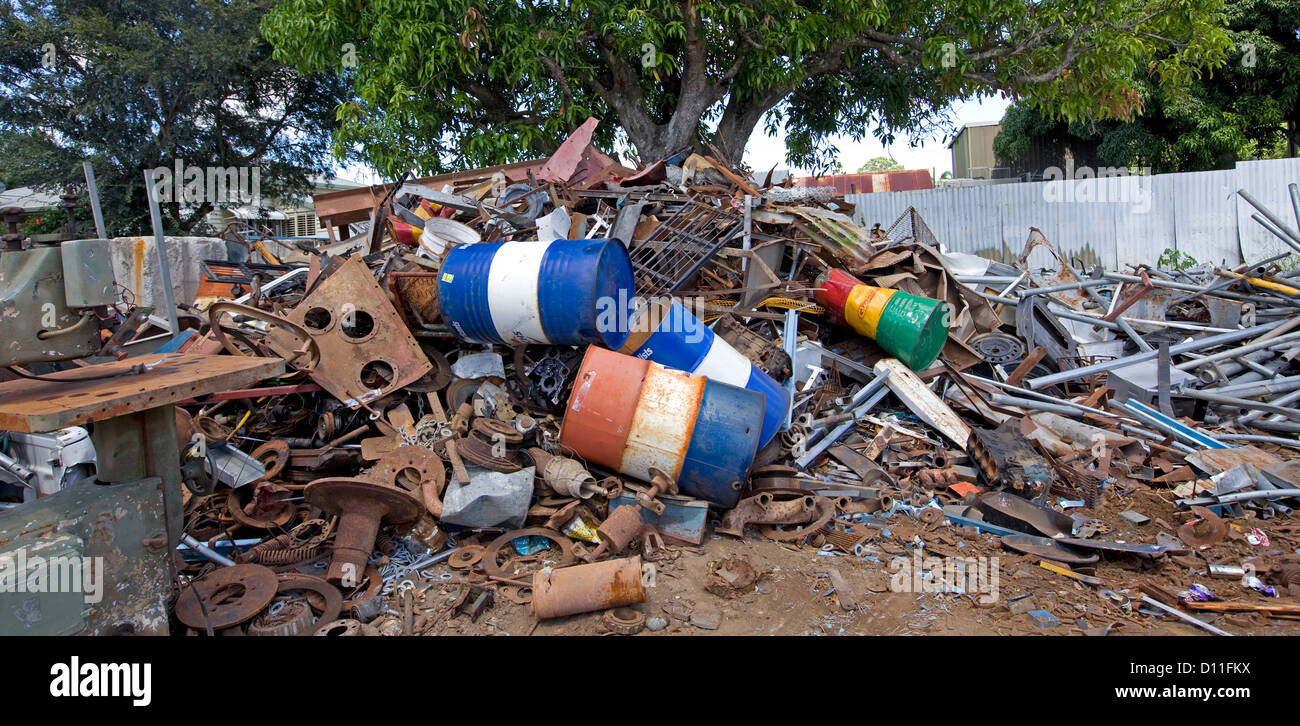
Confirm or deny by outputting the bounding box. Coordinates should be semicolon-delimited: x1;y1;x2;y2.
0;0;351;234
263;0;1233;176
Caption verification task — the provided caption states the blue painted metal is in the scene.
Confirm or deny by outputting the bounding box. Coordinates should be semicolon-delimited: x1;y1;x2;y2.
623;299;789;446
1121;399;1227;449
608;494;708;545
675;378;765;507
439;238;635;348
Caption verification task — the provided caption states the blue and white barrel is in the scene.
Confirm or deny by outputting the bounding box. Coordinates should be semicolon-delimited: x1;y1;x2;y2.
560;346;764;508
438;238;635;349
618;299;790;447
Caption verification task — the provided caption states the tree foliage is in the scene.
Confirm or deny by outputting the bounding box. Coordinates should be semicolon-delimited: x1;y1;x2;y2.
857;156;903;173
993;0;1298;173
0;0;351;234
262;0;1232;176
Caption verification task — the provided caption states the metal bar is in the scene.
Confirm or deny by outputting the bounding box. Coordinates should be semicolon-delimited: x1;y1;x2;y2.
1139;596;1233;637
1178;489;1300;507
1177;389;1300;422
1018;278;1113;297
1117;399;1226;449
82;161;107;239
1238;386;1300;424
1249;212;1300;254
1238;188;1300;247
143;168;180;334
1172;328;1300;371
794;384;891;471
1025;319;1286;390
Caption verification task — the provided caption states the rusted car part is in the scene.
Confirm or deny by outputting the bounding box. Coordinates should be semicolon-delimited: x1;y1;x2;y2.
480;527;576;578
718;492;821;538
969;331;1027;364
208;302;321;372
525;447;605;499
704;556;764;598
282;256;433;407
313;619;368;636
749;465;806;493
174;564;279;631
457;418;524;472
968;420;1051;496
246;600;315;637
304;477;423;583
448;545;486;570
602;607;646;635
826;445;894;486
999;534;1100;565
590;504;645;559
513;345;583;411
532;556;649;620
226;481;296;529
758;496;836;542
1178;505;1227;548
267;572;343;635
977;491;1074;538
371;445;446;517
249;440;291;481
405;347;454;393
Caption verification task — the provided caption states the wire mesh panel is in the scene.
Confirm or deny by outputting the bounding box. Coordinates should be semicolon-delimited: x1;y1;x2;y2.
629;198;742;296
883;206;940;249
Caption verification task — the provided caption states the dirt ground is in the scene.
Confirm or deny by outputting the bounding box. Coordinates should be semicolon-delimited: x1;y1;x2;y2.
409;484;1300;636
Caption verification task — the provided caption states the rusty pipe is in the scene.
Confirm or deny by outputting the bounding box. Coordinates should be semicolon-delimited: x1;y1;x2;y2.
531;556;647;619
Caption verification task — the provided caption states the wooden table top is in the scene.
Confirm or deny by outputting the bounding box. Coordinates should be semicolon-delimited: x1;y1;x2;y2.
0;354;284;432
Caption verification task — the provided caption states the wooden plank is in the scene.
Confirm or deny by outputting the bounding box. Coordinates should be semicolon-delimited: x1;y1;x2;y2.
0;353;284;432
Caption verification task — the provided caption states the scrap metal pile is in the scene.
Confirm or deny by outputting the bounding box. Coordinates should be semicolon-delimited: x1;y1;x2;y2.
167;122;1300;635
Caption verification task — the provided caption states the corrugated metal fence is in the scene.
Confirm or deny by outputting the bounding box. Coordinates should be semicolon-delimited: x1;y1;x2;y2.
845;158;1300;270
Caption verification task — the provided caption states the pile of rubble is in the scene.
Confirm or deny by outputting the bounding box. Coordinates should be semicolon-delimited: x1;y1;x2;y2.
160;121;1300;636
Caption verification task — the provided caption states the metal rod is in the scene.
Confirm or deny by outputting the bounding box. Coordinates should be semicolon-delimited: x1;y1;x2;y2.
1250;212;1300;254
1177;389;1300;422
1179;489;1300;507
1238;188;1300;247
1172;329;1300;371
143;168;180;334
1238;386;1300;424
82;161;107;239
1019;278;1114;297
1139;596;1233;637
1025;319;1286;389
180;533;236;567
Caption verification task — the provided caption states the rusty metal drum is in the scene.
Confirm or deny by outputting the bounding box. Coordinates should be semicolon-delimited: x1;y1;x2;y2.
559;346;763;508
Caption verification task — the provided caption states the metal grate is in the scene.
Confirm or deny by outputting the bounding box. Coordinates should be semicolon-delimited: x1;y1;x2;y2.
629;198;742;296
883;206;940;249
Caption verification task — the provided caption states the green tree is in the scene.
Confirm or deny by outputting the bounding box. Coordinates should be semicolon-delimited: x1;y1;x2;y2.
993;0;1298;173
0;0;352;235
262;0;1232;177
857;156;903;173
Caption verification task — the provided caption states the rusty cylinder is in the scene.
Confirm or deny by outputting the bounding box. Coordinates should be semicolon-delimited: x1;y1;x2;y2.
531;556;647;619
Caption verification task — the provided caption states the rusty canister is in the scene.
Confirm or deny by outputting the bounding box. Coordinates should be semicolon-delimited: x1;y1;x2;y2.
559;346;764;508
531;556;647;619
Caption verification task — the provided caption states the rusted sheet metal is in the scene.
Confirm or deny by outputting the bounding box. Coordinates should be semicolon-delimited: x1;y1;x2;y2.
285;257;432;408
531;556;647;619
873;358;970;448
794;170;934;195
0;353;284;433
1186;445;1282;475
